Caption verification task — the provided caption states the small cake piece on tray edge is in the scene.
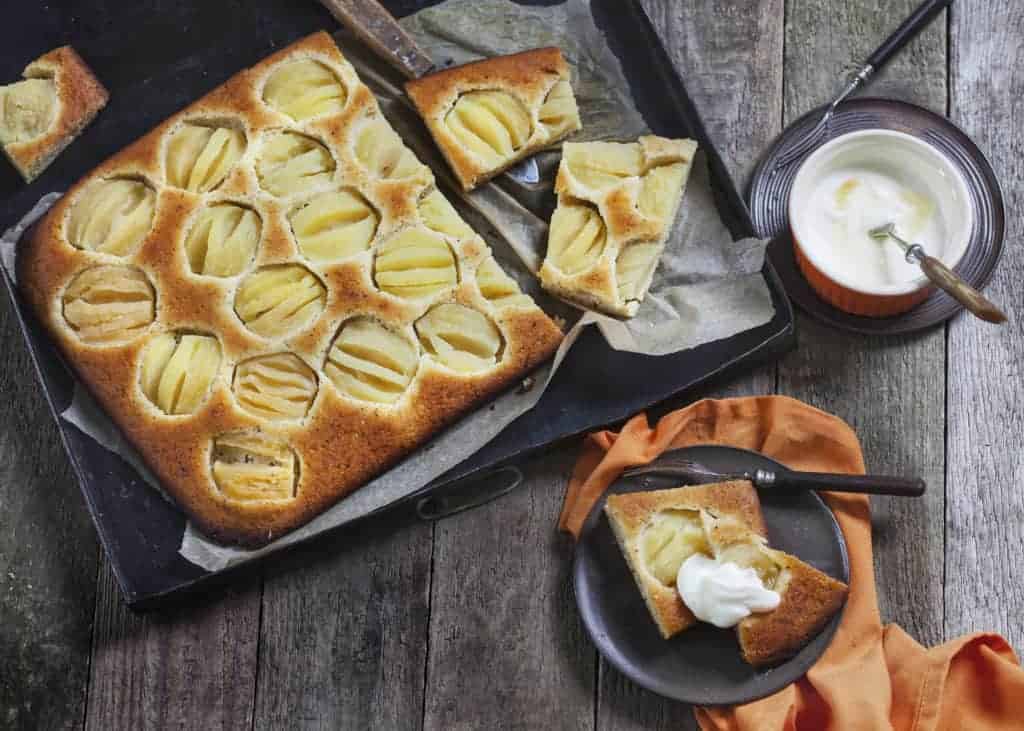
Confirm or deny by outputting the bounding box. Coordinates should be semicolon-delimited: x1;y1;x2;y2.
0;46;108;182
405;47;582;192
539;135;698;318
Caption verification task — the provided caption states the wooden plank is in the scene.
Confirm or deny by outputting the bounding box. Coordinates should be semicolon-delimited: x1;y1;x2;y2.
779;0;948;645
85;563;261;730
589;2;783;727
946;1;1024;649
636;0;781;399
638;0;779;426
422;450;594;730
0;306;99;730
253;513;432;730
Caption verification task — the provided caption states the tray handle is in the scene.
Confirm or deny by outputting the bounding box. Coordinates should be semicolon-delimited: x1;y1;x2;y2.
415;466;524;521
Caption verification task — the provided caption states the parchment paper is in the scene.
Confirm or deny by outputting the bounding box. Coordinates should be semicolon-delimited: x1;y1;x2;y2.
1;0;774;573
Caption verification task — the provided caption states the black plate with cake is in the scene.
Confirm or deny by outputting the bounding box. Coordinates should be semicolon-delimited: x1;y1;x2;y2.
574;445;850;705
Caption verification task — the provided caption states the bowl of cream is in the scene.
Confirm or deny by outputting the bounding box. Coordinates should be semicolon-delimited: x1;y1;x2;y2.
788;129;973;317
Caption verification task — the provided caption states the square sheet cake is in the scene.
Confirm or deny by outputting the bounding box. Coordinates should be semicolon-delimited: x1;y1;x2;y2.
18;32;563;547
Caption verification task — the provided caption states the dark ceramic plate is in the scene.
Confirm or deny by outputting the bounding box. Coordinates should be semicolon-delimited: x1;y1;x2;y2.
747;98;1005;335
573;445;849;706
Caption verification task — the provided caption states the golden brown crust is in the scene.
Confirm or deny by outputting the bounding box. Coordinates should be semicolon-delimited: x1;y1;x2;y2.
18;32;563;547
539;136;698;318
737;552;849;667
604;482;767;638
405;47;581;191
698;510;849;666
1;46;109;181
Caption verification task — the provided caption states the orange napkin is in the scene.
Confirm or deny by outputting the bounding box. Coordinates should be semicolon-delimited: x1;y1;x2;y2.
559;396;1024;730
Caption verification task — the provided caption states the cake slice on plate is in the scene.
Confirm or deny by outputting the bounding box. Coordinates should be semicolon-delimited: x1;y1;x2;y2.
603;481;767;638
700;512;849;667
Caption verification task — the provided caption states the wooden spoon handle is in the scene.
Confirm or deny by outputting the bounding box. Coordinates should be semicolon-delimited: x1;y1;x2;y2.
918;254;1007;323
318;0;435;79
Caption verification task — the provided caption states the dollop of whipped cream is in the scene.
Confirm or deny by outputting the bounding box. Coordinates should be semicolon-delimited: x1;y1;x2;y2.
676;554;781;628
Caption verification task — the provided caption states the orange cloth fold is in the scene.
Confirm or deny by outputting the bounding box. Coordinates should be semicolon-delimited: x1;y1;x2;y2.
559;396;1024;731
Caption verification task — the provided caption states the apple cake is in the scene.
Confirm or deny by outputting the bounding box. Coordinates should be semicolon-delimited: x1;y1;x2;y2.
699;511;848;667
0;46;108;182
19;31;563;547
604;481;767;638
606;484;848;664
539;136;698;317
404;47;582;191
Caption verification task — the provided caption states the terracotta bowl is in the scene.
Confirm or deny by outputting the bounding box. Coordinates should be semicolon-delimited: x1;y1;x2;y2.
788;130;973;318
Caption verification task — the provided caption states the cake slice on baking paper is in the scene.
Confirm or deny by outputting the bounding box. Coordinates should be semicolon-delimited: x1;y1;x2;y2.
405;47;581;191
539;135;698;317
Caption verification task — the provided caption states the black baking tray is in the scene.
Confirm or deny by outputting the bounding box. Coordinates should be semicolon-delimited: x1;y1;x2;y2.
0;0;794;607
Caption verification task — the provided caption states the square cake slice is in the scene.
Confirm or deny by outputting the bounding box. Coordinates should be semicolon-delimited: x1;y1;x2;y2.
405;47;581;191
539;136;698;318
700;512;849;667
603;481;767;639
0;46;108;182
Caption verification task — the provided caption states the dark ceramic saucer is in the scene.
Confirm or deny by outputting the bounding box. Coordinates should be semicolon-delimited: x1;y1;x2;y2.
748;98;1005;335
573;445;849;706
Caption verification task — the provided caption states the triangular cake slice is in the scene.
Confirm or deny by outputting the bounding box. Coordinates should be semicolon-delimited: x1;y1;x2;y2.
604;481;767;638
700;512;849;667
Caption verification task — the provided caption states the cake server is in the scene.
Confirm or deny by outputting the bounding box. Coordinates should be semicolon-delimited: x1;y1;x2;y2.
773;0;953;169
318;0;434;78
869;223;1007;323
317;0;539;187
624;456;925;497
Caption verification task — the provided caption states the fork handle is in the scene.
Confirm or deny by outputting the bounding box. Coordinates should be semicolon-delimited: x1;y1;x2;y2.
757;470;925;497
866;0;953;70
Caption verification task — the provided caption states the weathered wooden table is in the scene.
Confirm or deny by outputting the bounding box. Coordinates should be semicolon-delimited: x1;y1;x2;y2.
2;1;1020;728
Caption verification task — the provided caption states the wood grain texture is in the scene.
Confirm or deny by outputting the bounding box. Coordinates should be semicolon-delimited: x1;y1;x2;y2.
253;513;431;730
422;450;594;731
778;0;948;647
636;0;782;399
85;563;260;730
589;2;782;726
946;0;1024;649
0;301;98;731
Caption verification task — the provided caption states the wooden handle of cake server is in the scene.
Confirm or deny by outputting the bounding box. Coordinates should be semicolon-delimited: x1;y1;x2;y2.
318;0;435;79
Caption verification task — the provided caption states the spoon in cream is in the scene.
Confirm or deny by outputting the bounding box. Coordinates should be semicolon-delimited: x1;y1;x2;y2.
868;223;1007;324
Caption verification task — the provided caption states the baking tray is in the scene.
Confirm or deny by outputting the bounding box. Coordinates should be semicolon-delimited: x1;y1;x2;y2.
0;0;794;607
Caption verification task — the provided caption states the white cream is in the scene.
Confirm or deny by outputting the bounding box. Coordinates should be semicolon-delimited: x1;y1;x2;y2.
676;554;780;628
804;165;943;288
789;130;974;297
